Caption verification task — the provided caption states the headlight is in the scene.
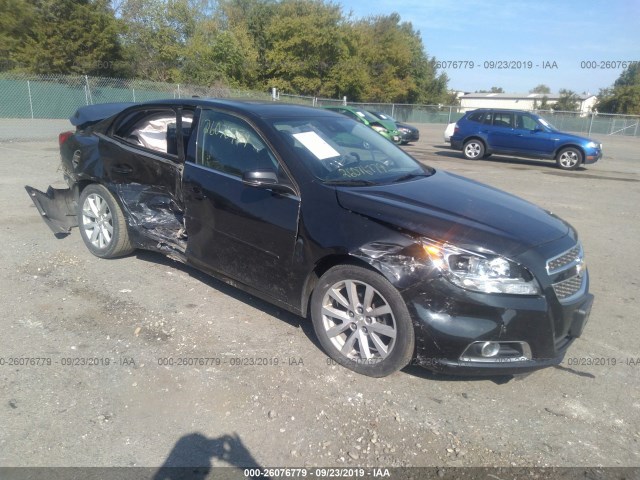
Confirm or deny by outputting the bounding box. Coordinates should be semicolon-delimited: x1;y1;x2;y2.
371;125;387;134
398;127;410;133
586;141;600;149
423;240;540;295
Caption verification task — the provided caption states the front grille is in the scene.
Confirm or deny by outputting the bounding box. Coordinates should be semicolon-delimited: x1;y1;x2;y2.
547;244;581;274
553;275;584;300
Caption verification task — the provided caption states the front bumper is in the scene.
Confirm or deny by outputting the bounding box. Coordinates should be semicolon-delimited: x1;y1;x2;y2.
399;130;420;143
403;276;593;376
584;147;602;164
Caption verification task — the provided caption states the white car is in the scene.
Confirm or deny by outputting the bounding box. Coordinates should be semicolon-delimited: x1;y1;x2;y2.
444;122;456;143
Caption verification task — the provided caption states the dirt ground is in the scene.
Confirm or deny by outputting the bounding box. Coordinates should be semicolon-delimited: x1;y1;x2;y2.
1;124;639;474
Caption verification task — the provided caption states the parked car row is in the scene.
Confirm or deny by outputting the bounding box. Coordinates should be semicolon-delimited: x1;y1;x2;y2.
369;111;420;144
324;106;602;173
322;106;420;145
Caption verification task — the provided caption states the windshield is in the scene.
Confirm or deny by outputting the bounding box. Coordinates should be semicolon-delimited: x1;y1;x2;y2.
270;116;432;185
374;112;396;122
353;109;381;123
536;116;558;131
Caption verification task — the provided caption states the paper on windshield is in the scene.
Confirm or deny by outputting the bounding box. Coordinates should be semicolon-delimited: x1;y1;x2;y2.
293;131;340;160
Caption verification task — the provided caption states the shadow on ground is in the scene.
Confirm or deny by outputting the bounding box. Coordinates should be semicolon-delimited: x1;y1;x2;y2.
153;432;263;480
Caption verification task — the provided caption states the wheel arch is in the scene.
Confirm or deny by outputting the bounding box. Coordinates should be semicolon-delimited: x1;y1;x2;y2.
300;254;385;318
76;179;130;213
555;144;586;164
76;179;95;197
464;135;487;147
463;136;489;153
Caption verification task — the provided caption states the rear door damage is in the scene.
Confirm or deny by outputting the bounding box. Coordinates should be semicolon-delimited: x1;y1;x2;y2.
26;104;192;256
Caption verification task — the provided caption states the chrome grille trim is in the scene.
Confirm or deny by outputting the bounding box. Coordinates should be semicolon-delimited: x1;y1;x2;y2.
546;244;582;274
553;274;586;301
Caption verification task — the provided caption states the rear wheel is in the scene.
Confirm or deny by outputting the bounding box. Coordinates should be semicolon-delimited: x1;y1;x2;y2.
311;265;415;377
78;184;133;258
556;147;582;170
463;139;485;160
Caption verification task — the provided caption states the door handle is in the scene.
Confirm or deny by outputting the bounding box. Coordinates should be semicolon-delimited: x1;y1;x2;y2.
112;164;133;175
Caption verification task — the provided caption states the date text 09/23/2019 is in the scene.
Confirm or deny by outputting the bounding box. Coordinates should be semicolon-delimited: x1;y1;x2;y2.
434;60;637;70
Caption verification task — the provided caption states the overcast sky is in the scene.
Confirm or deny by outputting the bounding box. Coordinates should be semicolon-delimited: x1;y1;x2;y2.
342;0;640;94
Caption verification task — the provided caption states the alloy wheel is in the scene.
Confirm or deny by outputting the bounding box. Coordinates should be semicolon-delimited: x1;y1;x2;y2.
320;279;397;362
81;193;113;249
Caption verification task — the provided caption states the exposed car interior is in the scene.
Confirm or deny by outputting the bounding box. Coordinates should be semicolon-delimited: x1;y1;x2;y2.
196;111;279;176
114;109;194;156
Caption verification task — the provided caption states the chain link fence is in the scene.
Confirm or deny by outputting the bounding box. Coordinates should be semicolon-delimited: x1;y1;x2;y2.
1;73;639;141
0;73;272;140
284;97;640;138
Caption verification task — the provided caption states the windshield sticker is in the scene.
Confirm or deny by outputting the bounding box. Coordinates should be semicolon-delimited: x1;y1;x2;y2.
292;131;340;160
539;118;551;127
355;111;365;117
338;164;389;178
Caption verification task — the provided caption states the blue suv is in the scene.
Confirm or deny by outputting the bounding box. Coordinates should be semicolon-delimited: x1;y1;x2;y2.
450;109;602;170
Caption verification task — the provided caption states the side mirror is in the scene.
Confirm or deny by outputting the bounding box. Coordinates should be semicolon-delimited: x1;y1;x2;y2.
242;170;294;194
242;169;278;186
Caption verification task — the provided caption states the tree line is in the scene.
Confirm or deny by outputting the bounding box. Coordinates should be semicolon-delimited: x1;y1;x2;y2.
2;0;638;112
1;0;454;104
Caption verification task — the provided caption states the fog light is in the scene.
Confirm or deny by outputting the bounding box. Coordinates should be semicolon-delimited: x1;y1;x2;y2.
480;341;500;357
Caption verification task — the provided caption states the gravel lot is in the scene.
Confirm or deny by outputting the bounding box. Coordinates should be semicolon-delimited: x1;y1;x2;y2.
1;124;639;474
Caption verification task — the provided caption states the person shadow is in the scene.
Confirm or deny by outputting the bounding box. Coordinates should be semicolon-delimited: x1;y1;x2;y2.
153;432;264;480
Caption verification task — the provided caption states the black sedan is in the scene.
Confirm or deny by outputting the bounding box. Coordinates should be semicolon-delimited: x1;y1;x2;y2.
26;99;593;377
369;111;420;144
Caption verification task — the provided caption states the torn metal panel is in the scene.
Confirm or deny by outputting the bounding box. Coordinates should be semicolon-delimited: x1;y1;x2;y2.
350;241;429;289
24;186;78;236
113;183;186;256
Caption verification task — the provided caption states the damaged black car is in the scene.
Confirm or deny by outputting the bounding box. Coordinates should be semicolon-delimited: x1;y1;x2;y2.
26;99;593;378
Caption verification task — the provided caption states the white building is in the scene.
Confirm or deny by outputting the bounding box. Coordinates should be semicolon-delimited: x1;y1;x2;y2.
459;93;597;114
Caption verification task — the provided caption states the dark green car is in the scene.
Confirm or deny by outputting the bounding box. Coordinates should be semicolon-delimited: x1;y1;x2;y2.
323;106;401;144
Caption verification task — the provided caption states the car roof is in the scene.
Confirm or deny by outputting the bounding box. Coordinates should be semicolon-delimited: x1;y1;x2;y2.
323;105;363;113
468;108;534;114
135;98;340;119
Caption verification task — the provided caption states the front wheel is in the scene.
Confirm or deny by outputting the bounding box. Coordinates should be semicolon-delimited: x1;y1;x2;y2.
78;184;134;258
463;139;485;160
556;147;582;170
311;265;415;377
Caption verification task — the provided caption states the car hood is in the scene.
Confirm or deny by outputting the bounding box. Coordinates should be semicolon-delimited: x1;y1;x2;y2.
396;122;417;132
553;131;597;145
371;119;398;131
335;170;570;255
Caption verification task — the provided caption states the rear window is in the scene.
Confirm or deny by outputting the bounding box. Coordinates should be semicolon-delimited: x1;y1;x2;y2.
467;111;484;123
492;112;514;128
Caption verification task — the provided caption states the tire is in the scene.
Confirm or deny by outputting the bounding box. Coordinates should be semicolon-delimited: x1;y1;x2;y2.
556;147;582;170
311;265;415;377
463;139;485;160
77;184;134;258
